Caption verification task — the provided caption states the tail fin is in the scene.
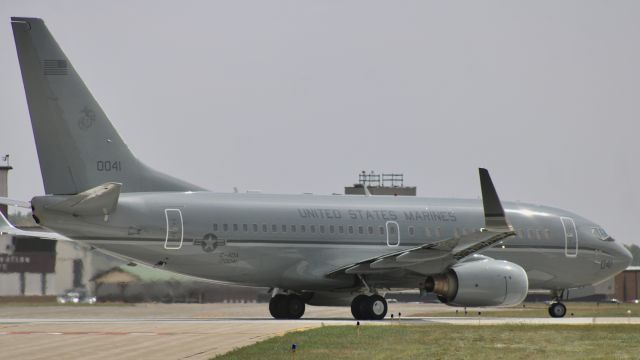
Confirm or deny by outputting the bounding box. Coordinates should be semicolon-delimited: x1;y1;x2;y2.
11;17;204;194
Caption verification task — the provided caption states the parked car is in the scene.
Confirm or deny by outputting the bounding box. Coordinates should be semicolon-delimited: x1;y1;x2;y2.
57;289;97;304
601;298;621;304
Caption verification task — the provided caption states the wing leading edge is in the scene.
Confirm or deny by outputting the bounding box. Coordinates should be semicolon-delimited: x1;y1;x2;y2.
326;168;515;277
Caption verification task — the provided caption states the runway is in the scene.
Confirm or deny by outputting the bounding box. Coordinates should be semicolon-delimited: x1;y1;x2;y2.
1;303;638;360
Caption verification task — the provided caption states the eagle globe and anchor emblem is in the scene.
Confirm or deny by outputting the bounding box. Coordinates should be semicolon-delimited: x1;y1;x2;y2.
77;106;96;130
200;233;225;253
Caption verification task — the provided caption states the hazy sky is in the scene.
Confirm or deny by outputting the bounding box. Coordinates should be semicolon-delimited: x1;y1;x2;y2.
1;1;639;244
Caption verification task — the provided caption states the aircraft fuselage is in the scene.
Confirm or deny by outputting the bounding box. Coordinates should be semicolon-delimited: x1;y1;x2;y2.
31;192;630;293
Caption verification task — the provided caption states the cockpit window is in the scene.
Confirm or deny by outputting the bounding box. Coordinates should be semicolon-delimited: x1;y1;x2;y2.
592;227;613;241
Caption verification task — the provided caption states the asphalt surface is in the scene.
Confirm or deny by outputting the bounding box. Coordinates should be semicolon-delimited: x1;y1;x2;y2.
0;303;638;360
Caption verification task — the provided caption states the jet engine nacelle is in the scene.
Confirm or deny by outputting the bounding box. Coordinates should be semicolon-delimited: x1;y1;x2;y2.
424;259;528;307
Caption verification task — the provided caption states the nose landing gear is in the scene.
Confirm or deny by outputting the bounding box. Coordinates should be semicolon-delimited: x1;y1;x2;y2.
351;294;388;320
548;302;567;318
548;289;567;318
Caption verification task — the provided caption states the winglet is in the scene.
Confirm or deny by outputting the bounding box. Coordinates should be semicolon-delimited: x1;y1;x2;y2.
479;168;510;230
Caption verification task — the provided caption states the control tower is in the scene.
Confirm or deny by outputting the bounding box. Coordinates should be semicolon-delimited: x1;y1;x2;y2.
345;171;417;196
0;155;12;217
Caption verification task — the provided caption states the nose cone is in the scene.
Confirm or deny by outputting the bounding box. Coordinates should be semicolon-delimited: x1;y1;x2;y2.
614;243;633;272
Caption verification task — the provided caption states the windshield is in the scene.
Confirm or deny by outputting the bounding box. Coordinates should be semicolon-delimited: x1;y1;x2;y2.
592;227;613;241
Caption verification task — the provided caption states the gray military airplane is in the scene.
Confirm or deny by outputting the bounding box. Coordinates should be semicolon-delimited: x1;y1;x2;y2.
3;17;632;320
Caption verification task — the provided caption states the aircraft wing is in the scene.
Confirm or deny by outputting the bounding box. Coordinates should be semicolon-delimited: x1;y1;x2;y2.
0;211;72;242
326;168;515;277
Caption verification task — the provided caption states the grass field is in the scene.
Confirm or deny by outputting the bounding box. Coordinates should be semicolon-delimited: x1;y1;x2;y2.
213;324;640;360
411;302;640;318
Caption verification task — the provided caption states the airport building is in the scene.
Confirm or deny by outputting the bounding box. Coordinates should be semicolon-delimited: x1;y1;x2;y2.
345;171;417;196
614;266;640;302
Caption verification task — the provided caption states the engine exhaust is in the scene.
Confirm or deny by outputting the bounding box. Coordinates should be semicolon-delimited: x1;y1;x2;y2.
424;271;458;303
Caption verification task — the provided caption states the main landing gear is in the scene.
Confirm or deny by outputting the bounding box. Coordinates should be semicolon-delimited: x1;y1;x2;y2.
351;294;388;320
548;289;567;318
269;294;306;319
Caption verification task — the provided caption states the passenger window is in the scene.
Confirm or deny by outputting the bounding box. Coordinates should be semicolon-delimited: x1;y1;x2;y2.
282;225;287;232
272;224;278;233
358;226;364;235
527;229;534;239
329;225;335;234
253;224;258;232
339;225;344;234
379;226;385;235
435;227;442;237
291;225;296;233
543;229;550;240
310;225;316;233
243;224;248;232
348;225;354;234
408;226;415;236
301;225;306;233
223;224;229;232
262;224;268;232
233;224;239;232
320;225;325;234
213;224;218;231
389;226;396;235
425;227;432;238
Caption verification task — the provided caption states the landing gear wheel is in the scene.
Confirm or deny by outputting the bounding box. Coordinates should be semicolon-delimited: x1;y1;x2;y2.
269;294;289;319
548;302;567;318
351;295;388;320
351;294;371;320
286;294;305;319
269;294;306;319
368;295;388;320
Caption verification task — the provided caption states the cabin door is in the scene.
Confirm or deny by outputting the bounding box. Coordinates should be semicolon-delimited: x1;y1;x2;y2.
561;217;578;257
386;221;400;247
164;209;184;250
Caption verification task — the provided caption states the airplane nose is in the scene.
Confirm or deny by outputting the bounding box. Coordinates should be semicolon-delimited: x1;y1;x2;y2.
621;244;633;267
615;243;633;270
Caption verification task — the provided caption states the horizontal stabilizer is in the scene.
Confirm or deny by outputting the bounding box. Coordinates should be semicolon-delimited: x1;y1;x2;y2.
47;182;121;216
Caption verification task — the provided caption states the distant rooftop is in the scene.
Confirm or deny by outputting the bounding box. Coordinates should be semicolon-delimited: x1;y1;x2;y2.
345;171;417;196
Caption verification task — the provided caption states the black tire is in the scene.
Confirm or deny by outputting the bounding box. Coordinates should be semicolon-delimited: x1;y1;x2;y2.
369;295;388;320
548;302;567;318
269;294;289;319
287;295;305;319
351;294;370;320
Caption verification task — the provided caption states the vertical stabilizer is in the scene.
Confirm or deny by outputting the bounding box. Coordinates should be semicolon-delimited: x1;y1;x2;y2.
11;17;204;194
